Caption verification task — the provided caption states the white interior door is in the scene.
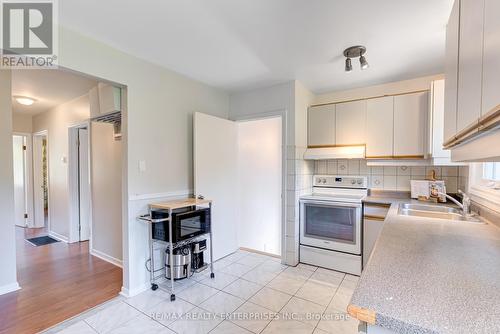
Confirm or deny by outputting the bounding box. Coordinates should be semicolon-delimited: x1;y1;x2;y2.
78;128;91;241
194;112;238;260
13;135;26;227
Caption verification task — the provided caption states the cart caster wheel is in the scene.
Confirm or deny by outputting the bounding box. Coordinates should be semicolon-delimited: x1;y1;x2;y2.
210;273;215;279
151;284;158;291
170;294;176;301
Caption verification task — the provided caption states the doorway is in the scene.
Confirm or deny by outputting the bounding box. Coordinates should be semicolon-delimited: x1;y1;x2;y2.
12;134;33;228
33;131;49;229
68;125;91;242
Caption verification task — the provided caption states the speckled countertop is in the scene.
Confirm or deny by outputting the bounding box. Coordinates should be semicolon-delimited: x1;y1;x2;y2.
350;197;500;334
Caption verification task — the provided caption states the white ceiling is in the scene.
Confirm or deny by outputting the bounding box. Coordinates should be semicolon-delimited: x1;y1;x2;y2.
12;70;98;115
60;0;453;93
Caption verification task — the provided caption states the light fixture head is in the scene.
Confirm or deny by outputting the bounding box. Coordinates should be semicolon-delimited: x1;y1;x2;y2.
359;55;369;70
343;45;368;72
345;58;352;72
14;96;36;106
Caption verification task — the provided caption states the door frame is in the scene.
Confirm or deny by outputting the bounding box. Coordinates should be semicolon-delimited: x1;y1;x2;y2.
68;121;92;244
232;110;287;259
12;132;34;228
33;130;49;229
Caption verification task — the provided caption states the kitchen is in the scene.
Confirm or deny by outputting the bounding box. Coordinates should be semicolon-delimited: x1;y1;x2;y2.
1;1;500;334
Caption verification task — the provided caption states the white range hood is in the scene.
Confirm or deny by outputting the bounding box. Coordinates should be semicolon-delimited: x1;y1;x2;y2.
303;146;365;160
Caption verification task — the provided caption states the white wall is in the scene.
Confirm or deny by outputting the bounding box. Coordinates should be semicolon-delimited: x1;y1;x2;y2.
57;27;230;296
12;113;33;133
91;122;122;265
0;71;19;294
32;94;90;239
237;117;282;255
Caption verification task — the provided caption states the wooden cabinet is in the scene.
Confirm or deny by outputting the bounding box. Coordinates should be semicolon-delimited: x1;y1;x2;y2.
363;203;389;268
481;0;500;117
393;92;428;157
444;0;460;142
456;0;484;133
335;100;366;146
366;96;394;158
307;104;335;147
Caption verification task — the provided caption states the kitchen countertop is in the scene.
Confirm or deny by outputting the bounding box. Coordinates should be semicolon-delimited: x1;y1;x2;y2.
349;197;500;333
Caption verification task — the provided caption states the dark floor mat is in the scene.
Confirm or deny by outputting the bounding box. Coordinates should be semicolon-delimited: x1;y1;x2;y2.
26;236;60;246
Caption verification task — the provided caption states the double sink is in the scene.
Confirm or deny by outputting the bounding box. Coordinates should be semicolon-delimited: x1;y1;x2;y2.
398;203;483;223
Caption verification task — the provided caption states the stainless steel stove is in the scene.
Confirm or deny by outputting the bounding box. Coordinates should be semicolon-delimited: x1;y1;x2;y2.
299;175;367;276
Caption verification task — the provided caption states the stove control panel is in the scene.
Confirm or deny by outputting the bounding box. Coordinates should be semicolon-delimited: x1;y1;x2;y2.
313;175;367;189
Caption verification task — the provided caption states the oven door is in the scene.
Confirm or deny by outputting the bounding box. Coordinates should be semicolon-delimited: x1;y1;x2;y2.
300;200;361;255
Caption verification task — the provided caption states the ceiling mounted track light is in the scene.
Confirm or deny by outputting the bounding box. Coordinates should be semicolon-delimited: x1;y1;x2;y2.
343;45;369;71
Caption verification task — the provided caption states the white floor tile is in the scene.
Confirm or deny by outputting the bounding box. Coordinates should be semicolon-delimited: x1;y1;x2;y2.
249;287;292;312
257;261;288;274
280;267;314;281
296;263;318;272
223;252;248;263
177;282;219;305
124;289;170;313
220;262;254;277
236;255;267;268
280;297;326;327
230;302;276;334
199;272;238;290
244;267;278;285
159;276;197;292
107;314;173;334
223;278;263;300
147;298;195;326
308;272;343;288
210;321;252;334
316;312;358;334
261;317;314;334
167;307;222;334
56;321;96;334
327;291;352;313
199;291;245;315
212;259;233;270
85;301;142;334
313;328;330;334
266;275;305;295
295;281;336;307
315;268;346;280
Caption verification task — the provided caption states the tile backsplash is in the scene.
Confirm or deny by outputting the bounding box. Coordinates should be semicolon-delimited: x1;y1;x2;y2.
314;159;469;193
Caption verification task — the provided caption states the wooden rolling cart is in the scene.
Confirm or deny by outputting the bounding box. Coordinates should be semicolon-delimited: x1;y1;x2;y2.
139;198;214;301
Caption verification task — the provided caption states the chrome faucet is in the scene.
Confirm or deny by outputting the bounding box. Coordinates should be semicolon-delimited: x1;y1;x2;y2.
437;189;471;218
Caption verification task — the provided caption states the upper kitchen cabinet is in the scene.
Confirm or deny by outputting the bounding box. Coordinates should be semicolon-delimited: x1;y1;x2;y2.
481;0;500;117
444;0;460;142
308;104;336;147
365;96;394;158
456;0;484;133
393;92;428;158
336;100;366;146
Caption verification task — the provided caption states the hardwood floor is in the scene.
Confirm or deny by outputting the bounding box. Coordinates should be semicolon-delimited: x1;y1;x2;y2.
0;227;122;334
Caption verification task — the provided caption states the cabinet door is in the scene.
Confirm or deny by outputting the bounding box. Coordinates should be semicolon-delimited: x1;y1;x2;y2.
456;0;485;132
444;0;460;142
394;92;428;157
366;96;394;158
431;80;451;159
482;0;500;117
336;100;366;146
308;104;335;147
363;218;385;268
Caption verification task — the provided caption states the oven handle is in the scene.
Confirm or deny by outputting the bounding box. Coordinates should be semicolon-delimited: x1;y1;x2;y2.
299;200;362;209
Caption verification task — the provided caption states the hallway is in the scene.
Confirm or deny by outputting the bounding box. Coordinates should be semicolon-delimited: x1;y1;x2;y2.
0;227;122;334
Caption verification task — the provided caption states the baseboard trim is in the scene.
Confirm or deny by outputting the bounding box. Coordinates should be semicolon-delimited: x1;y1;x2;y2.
239;247;281;259
0;282;20;296
120;284;149;298
49;231;69;243
90;249;123;268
